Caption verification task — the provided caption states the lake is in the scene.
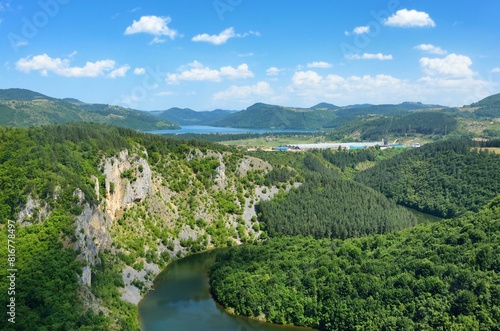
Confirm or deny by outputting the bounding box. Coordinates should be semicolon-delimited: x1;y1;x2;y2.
138;249;315;331
147;125;317;135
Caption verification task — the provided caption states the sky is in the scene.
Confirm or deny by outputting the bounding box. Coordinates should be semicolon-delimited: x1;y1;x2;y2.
1;0;500;111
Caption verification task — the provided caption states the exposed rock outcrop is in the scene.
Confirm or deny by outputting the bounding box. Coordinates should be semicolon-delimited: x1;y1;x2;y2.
102;150;154;221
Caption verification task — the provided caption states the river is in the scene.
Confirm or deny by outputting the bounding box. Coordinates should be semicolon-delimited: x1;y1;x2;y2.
138;249;315;331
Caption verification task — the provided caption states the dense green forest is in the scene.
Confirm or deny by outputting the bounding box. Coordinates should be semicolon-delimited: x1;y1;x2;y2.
0;124;138;330
210;103;337;129
0;123;255;330
2;116;500;330
328;112;457;141
210;194;500;330
257;164;417;239
356;140;500;218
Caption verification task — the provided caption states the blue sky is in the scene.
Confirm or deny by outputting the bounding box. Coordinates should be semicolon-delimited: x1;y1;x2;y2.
1;0;499;110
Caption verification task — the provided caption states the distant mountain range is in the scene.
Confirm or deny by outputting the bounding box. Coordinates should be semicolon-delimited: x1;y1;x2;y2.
0;88;178;130
1;88;499;131
150;107;238;125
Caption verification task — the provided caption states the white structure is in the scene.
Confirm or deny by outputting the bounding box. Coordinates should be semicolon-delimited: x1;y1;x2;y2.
287;141;384;151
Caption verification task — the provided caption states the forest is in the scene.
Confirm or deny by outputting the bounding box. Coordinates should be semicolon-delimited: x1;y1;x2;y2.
257;158;417;239
356;139;500;218
1;121;500;330
210;195;500;330
0;123;249;330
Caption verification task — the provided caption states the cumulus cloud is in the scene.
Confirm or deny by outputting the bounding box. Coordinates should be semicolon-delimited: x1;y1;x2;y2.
345;26;370;35
286;66;493;107
491;67;500;73
307;61;333;69
134;67;146;75
385;9;435;27
192;27;259;45
213;81;273;101
166;61;253;83
266;67;283;76
124;16;178;43
420;54;474;77
346;53;393;60
414;44;447;55
289;70;404;103
16;53;119;77
108;65;130;78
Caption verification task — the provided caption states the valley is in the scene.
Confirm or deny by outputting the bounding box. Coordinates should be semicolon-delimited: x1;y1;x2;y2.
0;90;499;330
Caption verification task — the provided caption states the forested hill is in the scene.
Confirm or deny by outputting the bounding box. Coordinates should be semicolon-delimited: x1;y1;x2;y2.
150;107;236;125
210;194;500;330
209;103;337;129
0;123;276;330
257;166;417;239
356;139;500;218
469;92;500;117
328;111;458;140
0;88;178;130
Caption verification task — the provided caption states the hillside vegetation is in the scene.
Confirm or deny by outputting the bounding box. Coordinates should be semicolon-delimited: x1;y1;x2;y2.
0;123;276;330
210;103;337;129
150;107;235;125
0;88;178;130
257;154;417;239
356;140;500;218
329;112;457;141
210;195;500;330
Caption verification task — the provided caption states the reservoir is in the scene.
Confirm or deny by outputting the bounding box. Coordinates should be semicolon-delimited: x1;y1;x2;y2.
138;249;315;331
147;125;317;135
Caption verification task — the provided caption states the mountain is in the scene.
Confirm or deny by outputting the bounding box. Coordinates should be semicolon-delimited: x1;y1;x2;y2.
356;139;500;218
209;102;337;129
325;102;447;128
0;88;178;130
0;88;56;101
470;92;500;107
151;107;237;125
329;111;458;140
310;102;339;110
469;92;500;117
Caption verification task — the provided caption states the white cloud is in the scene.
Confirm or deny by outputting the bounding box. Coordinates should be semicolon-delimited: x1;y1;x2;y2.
289;70;405;103
385;9;435;27
134;67;146;75
286;67;494;107
346;53;393;60
124;16;178;43
107;65;130;78
420;53;474;77
307;61;333;69
266;67;283;76
166;61;253;83
16;53;117;77
291;70;323;87
213;81;273;101
491;67;500;73
353;26;369;34
414;44;447;55
191;27;259;45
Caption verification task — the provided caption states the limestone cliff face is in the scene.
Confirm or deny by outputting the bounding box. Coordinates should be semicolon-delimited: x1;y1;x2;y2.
73;150;154;291
70;147;278;306
102;149;154;221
